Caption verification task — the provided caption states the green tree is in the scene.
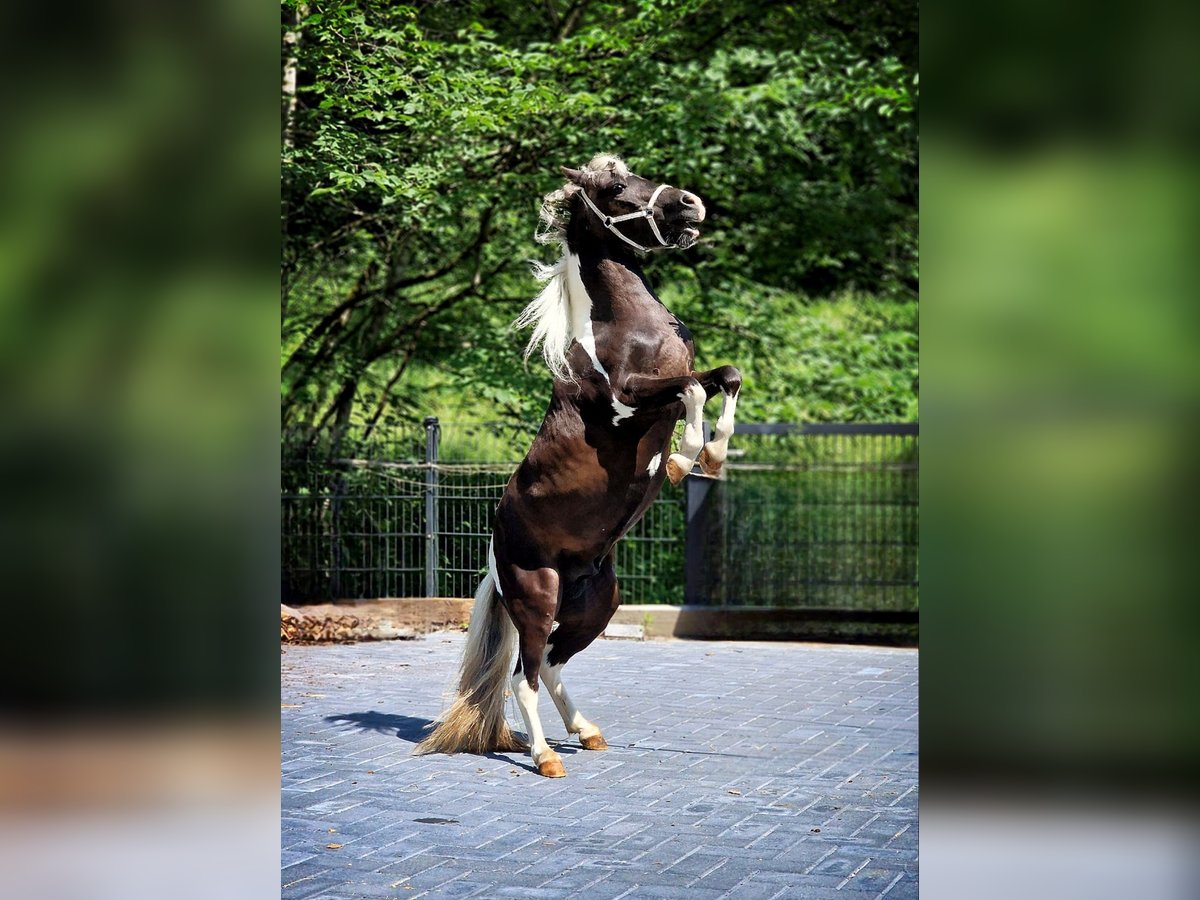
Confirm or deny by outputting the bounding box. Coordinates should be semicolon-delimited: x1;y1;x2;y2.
281;0;917;433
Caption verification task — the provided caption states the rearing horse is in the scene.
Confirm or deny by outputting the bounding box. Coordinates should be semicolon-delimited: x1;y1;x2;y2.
415;155;742;777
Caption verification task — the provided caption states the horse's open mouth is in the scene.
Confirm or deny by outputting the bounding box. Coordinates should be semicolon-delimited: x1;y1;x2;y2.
676;226;700;248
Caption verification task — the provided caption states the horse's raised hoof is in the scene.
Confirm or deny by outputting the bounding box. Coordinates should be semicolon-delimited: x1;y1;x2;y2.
665;457;687;485
537;758;567;778
579;734;609;751
698;447;724;477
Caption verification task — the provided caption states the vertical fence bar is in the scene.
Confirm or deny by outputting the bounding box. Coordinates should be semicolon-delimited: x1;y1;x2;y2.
684;475;713;605
424;416;440;598
328;427;348;600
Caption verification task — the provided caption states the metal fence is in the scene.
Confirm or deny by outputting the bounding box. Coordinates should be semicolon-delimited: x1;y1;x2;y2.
281;419;683;604
683;423;918;610
281;420;917;610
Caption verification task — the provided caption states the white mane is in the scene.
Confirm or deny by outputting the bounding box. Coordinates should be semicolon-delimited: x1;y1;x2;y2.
513;256;575;380
515;154;629;379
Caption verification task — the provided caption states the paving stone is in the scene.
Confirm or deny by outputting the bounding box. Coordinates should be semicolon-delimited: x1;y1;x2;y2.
882;871;919;898
282;633;918;898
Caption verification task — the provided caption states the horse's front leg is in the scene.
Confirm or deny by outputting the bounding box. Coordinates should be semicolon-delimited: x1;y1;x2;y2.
665;381;707;485
696;365;743;477
618;373;707;485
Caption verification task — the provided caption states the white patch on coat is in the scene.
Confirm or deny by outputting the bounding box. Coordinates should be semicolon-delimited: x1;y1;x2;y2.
487;537;502;597
647;452;662;477
512;673;554;765
566;254;601;372
610;397;636;425
576;318;607;378
565;253;637;426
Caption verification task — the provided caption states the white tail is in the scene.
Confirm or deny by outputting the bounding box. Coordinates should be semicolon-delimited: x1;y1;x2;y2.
413;573;528;755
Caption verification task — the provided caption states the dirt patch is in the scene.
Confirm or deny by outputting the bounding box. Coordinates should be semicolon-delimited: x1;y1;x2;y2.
281;598;472;644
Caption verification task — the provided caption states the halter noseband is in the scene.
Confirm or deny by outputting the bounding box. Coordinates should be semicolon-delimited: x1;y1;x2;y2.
577;183;671;252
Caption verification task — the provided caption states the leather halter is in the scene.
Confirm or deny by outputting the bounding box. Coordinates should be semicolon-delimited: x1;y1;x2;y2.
577;183;671;252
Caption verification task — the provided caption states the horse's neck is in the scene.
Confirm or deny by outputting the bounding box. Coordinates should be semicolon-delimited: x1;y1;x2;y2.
565;241;658;333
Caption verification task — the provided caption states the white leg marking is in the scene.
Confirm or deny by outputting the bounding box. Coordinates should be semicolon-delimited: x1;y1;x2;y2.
487;538;502;596
667;381;707;475
511;673;556;765
540;650;601;739
701;389;739;468
647;452;662;477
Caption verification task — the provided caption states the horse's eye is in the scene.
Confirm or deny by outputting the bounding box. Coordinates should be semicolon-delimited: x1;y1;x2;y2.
611;184;626;195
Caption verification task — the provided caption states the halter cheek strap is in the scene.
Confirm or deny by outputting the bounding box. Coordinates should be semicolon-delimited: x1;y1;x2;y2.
577;183;671;252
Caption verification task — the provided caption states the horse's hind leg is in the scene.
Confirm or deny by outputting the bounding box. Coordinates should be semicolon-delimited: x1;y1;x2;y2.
503;566;567;778
542;558;621;751
540;655;607;750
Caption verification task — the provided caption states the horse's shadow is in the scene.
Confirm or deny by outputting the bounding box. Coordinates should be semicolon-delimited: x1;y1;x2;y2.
325;711;436;743
323;711;578;774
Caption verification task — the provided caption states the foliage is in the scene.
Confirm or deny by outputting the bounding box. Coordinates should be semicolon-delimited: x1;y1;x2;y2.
282;0;918;431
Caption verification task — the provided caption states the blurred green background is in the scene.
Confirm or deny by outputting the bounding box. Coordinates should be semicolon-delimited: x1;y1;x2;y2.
921;1;1200;794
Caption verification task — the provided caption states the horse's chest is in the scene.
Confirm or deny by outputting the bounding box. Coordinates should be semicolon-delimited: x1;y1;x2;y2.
572;324;685;426
618;328;691;376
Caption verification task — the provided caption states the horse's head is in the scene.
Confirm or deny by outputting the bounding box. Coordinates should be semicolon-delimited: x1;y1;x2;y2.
559;156;706;251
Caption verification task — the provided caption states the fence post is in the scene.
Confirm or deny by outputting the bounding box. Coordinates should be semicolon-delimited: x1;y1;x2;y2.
328;425;349;600
424;417;440;598
683;423;715;606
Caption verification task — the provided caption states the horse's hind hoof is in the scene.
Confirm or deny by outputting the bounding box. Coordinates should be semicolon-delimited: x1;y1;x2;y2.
537;758;567;778
580;734;609;751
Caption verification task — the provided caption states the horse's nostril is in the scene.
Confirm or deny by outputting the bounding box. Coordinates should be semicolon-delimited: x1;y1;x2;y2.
681;192;698;206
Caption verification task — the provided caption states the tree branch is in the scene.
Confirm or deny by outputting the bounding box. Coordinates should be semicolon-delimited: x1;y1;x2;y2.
360;344;418;444
367;258;512;365
283;204;495;381
556;0;591;41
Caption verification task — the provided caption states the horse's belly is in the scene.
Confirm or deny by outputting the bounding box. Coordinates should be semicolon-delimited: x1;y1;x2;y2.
500;413;674;566
507;474;659;557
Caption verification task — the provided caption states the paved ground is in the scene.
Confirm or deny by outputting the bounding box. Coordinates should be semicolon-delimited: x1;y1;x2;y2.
282;634;919;899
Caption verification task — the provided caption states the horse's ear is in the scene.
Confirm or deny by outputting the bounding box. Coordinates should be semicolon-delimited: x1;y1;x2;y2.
560;166;586;186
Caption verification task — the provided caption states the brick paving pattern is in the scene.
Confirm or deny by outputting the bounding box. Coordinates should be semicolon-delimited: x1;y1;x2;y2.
282;634;918;898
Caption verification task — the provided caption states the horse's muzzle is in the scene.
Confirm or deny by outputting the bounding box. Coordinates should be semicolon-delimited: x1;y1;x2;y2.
679;191;706;222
